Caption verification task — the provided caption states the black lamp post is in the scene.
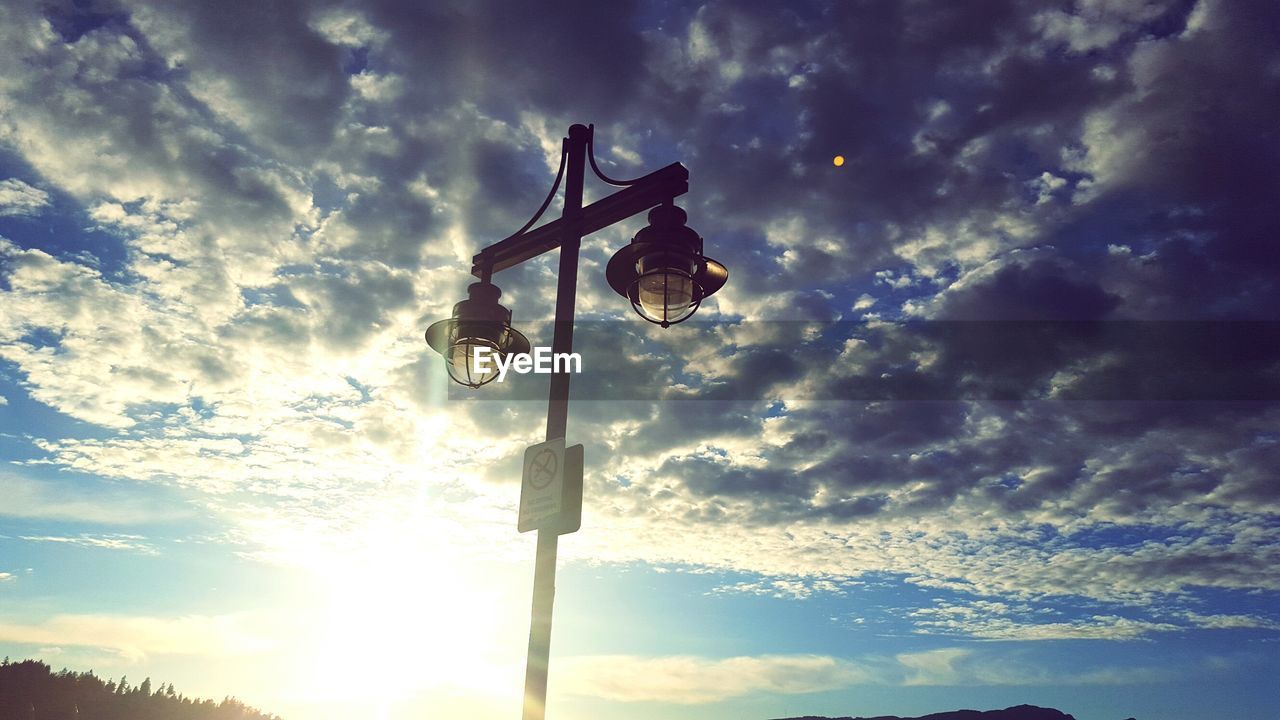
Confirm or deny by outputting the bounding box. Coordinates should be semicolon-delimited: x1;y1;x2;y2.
425;124;726;720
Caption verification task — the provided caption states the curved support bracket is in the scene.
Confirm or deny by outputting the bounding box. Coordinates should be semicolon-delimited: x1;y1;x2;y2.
586;123;644;187
472;162;688;277
471;125;689;278
509;138;569;239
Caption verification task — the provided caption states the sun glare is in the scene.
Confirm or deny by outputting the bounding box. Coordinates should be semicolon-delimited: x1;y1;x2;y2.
282;515;527;715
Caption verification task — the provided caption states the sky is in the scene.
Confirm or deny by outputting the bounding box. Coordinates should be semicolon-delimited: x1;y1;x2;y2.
0;1;1278;719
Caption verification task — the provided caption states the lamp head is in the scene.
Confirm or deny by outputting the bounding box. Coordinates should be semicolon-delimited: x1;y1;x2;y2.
605;204;728;327
425;281;530;388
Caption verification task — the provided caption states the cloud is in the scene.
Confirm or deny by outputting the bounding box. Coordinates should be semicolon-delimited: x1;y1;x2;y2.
0;612;276;662
557;654;872;703
896;647;1176;686
128;0;351;154
904;598;1280;641
924;256;1122;320
559;648;1184;700
896;647;973;686
913;612;1182;641
1034;0;1178;53
17;534;159;555
709;577;845;600
1181;612;1280;631
0;179;50;217
0;0;1277;656
0;471;193;525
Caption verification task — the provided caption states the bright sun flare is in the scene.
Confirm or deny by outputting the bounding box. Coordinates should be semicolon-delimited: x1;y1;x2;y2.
283;515;527;713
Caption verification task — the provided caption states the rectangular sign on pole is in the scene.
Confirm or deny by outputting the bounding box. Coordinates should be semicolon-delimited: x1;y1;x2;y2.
519;438;582;535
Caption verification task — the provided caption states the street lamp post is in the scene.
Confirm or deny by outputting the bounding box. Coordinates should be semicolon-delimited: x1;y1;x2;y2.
425;124;726;720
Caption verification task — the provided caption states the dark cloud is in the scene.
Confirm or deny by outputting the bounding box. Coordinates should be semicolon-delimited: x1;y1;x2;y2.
132;0;352;152
3;0;1279;615
934;258;1122;320
363;0;646;117
1046;1;1280;318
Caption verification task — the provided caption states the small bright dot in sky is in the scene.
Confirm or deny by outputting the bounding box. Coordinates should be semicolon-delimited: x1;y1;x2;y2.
833;155;845;166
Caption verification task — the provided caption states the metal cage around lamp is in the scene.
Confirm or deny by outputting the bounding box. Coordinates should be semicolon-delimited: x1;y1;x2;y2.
605;203;727;327
424;280;531;388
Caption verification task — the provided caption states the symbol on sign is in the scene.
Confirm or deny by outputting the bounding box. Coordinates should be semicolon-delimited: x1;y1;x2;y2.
529;448;558;490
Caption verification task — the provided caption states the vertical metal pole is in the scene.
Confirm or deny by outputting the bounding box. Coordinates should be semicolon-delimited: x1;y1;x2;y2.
522;123;589;720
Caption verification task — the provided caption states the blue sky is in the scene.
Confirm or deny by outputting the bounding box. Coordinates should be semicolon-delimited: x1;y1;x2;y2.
2;1;1279;719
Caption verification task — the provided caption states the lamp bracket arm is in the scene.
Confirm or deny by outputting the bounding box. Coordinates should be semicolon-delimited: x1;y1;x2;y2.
471;162;688;277
509;138;569;239
586;123;645;187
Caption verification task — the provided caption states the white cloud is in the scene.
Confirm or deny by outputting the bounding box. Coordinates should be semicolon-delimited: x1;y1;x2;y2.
18;534;159;555
308;8;387;48
915;613;1182;641
905;598;1280;641
1030;171;1069;204
350;71;403;103
896;647;972;685
709;577;845;600
896;647;1175;686
559;648;1183;700
0;612;276;662
557;654;871;703
0;179;50;217
1182;612;1280;630
0;239;227;427
0;471;193;525
1034;0;1172;53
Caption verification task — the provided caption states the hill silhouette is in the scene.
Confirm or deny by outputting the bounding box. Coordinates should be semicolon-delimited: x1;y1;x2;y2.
774;704;1079;720
0;658;280;720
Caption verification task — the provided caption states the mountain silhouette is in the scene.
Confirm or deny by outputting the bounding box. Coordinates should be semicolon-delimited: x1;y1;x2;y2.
774;704;1079;720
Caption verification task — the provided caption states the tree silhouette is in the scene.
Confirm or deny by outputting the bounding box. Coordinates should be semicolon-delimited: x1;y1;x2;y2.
0;658;281;720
